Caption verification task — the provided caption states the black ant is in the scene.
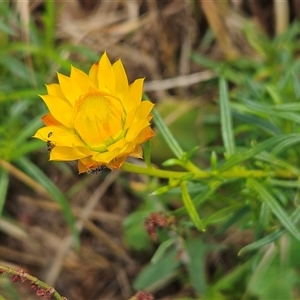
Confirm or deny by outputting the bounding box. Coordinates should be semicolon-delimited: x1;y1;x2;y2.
87;165;105;174
46;132;55;153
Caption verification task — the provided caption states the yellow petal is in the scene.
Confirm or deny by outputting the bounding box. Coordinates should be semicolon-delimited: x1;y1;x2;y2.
88;62;99;86
106;138;127;152
124;108;136;129
49;146;92;161
41;114;62;126
129;145;143;158
134;127;155;144
41;95;73;128
112;59;129;102
125;119;151;142
57;72;82;106
92;148;125;164
97;52;116;93
70;66;96;93
124;78;144;112
33;127;51;142
109;156;126;169
46;83;67;100
133;101;154;122
78;159;98;174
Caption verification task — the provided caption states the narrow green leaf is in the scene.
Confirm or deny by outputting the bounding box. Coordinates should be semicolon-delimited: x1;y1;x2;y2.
16;156;79;247
0;168;9;216
190;52;245;84
292;72;300;99
14;115;42;147
248;178;300;242
162;158;184;167
255;202;270;239
255;152;300;175
12;140;44;159
214;261;251;291
143;140;152;168
239;231;282;256
180;181;205;231
215;206;250;236
267;179;300;189
44;0;55;51
219;134;296;172
152;107;184;159
241;98;300;124
151;238;175;264
203;204;240;227
273;103;300;111
232;110;281;135
239;198;300;255
186;238;208;295
133;248;180;291
219;76;235;156
0;88;45;103
0;52;30;82
271;134;300;155
265;84;282;104
0;19;16;35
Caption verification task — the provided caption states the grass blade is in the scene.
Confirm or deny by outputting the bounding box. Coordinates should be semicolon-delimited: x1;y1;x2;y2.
219;75;235;156
248;178;300;241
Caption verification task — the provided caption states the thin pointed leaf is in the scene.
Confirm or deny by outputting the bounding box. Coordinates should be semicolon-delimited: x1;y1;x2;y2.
239;197;300;255
249;178;300;242
152;107;184;159
180;181;205;231
271;134;300;155
151;238;175;264
0;168;9;216
14;115;43;147
292;72;300;99
219;76;235;156
219;134;296;172
133;248;180;291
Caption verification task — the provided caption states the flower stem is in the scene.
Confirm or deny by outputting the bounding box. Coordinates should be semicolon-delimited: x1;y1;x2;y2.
121;162;193;179
122;162;296;180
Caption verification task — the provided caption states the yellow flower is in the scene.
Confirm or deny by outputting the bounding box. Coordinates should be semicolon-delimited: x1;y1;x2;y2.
33;52;155;174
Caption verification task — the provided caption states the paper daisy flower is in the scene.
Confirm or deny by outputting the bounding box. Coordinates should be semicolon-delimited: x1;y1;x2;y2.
33;52;155;174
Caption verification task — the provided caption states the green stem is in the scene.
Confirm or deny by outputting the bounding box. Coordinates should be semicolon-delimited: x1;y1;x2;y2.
122;162;294;180
121;162;193;179
121;162;299;180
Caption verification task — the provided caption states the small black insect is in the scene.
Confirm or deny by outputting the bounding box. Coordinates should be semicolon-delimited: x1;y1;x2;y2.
87;165;105;174
46;132;55;153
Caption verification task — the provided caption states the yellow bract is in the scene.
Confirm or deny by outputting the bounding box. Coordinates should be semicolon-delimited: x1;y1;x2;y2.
33;52;154;173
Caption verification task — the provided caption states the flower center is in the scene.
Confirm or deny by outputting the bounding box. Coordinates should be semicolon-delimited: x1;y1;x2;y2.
73;90;124;151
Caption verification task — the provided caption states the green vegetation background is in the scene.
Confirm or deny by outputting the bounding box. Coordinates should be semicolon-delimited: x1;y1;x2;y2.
1;1;300;299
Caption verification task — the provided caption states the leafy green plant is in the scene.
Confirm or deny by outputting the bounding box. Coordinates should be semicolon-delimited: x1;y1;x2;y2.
2;1;300;299
123;21;300;299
